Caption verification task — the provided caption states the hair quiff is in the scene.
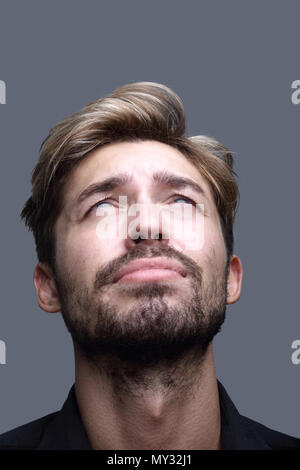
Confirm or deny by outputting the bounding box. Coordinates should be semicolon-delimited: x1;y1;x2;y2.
21;81;239;269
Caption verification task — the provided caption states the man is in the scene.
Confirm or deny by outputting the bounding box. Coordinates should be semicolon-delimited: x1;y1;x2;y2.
0;82;299;450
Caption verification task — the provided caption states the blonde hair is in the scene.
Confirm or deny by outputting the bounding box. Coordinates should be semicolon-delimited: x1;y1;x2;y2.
21;82;239;268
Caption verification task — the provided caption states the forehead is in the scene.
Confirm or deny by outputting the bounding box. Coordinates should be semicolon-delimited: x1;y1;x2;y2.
62;140;214;206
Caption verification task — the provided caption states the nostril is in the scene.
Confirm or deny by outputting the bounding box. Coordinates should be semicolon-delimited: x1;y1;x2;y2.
133;233;162;243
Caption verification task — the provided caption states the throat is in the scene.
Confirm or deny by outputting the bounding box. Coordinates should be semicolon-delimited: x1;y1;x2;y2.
75;343;221;449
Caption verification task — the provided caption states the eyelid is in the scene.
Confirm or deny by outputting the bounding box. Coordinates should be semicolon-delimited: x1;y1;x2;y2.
88;196;114;214
171;194;197;205
86;193;199;216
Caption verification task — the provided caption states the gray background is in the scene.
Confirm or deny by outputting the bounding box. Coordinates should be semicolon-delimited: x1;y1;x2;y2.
0;0;299;437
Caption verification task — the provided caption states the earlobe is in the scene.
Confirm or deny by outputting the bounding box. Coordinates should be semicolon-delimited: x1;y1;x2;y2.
226;255;243;305
33;262;61;313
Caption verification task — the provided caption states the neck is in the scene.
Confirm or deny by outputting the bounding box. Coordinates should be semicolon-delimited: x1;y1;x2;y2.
74;343;221;450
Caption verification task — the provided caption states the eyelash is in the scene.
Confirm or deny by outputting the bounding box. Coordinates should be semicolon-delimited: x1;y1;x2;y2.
87;194;197;214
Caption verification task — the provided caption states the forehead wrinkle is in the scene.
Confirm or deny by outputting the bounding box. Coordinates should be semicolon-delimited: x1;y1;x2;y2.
76;172;133;205
75;169;209;205
152;170;209;201
67;162;209;220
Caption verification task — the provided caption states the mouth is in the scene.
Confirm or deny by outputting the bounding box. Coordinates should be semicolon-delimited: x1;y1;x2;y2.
113;257;187;284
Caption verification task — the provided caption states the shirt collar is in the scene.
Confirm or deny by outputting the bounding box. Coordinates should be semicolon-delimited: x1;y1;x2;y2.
218;380;271;449
37;385;91;450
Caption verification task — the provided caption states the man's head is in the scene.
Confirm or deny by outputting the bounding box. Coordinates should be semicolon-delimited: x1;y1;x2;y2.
21;82;242;366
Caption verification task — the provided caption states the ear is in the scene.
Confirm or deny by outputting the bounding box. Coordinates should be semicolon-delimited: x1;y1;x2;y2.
226;254;243;304
33;262;61;313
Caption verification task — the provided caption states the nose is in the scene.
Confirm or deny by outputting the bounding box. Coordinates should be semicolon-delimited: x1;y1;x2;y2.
125;200;168;248
133;233;163;245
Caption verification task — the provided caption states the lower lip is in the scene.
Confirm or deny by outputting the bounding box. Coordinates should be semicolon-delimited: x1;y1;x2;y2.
116;268;183;284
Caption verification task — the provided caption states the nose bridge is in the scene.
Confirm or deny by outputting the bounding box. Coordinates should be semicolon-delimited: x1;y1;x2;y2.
128;186;162;240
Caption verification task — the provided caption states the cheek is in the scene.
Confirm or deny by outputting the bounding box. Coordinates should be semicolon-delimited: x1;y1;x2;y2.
56;223;121;282
174;212;225;257
160;206;205;253
171;216;226;272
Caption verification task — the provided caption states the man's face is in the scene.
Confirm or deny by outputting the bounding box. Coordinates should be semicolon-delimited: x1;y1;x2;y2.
52;140;230;365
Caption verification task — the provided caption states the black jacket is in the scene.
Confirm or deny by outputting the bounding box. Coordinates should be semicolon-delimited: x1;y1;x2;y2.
0;380;299;450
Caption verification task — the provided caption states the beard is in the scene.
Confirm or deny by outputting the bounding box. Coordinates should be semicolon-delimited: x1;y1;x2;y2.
53;243;229;369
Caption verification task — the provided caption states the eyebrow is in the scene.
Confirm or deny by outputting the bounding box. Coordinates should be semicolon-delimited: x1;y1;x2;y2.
75;170;209;208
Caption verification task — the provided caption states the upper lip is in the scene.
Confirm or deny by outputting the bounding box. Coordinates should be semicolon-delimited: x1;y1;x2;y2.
113;257;187;283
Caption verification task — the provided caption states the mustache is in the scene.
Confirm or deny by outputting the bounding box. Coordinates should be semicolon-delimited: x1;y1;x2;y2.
94;242;203;290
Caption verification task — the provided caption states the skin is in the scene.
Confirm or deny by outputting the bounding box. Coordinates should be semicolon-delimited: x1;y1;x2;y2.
33;140;243;450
